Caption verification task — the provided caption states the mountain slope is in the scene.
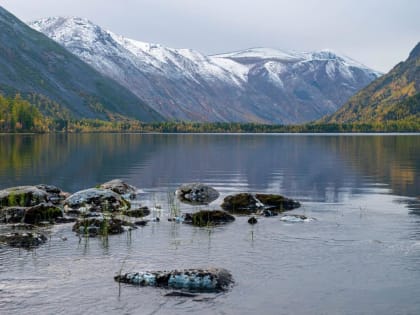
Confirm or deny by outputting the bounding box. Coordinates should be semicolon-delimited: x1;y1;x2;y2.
323;42;420;123
30;17;381;124
0;7;162;122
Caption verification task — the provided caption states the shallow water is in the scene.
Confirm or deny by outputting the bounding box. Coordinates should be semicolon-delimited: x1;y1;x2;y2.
1;133;420;314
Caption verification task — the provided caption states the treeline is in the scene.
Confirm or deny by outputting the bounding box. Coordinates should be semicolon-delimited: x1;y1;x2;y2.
0;94;48;132
46;120;420;133
0;94;419;133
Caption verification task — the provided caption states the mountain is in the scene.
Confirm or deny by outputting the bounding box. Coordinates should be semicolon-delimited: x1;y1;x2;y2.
0;7;162;122
30;17;381;124
323;42;420;123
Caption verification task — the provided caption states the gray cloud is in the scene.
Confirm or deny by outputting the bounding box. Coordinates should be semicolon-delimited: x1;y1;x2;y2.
1;0;419;72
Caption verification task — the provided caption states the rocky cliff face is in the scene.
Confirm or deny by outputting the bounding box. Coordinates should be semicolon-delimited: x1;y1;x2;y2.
31;17;381;124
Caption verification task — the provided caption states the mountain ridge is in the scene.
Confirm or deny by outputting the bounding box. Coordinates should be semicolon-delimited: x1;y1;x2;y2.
30;16;381;124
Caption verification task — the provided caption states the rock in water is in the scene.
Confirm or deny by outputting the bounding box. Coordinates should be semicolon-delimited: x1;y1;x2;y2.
0;186;48;208
280;214;315;223
64;188;130;214
221;193;262;214
255;194;301;211
183;210;235;226
248;216;258;225
115;268;233;292
99;179;138;199
221;193;301;214
176;183;219;205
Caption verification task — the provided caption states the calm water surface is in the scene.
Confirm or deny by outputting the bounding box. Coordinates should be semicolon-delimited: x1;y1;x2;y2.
1;133;420;315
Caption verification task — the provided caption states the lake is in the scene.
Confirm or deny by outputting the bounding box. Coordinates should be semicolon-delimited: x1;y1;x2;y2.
1;133;420;315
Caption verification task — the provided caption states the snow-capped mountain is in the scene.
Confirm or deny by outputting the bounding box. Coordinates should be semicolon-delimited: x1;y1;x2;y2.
30;17;381;124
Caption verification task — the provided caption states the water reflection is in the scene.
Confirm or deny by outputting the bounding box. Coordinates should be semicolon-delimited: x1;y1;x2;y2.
0;134;419;211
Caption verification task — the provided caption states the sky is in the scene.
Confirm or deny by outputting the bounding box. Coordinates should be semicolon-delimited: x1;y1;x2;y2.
1;0;419;72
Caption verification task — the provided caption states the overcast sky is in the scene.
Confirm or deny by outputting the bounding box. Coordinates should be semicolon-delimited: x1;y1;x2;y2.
1;0;419;72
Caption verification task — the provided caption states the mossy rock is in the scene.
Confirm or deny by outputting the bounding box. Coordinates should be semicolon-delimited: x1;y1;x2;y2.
255;194;301;212
23;203;63;224
0;186;48;209
221;193;260;214
122;207;150;218
183;210;235;227
72;217;132;237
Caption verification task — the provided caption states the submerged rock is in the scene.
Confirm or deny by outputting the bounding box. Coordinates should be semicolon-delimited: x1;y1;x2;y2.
99;179;138;199
221;193;300;214
183;210;235;226
0;231;47;248
122;207;150;218
176;183;220;205
64;188;130;214
115;268;233;292
279;214;315;223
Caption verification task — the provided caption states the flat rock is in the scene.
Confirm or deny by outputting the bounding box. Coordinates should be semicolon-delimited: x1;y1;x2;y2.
280;214;315;223
115;268;233;292
176;183;219;205
72;217;134;237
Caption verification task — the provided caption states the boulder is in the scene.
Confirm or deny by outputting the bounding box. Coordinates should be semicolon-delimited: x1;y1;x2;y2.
99;179;138;199
72;217;134;237
221;193;301;214
64;188;130;214
0;231;47;248
221;193;262;214
255;194;301;211
183;210;235;226
115;268;233;292
0;186;48;209
176;183;219;205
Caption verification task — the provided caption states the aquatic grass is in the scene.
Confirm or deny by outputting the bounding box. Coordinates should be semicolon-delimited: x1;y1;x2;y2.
167;191;181;219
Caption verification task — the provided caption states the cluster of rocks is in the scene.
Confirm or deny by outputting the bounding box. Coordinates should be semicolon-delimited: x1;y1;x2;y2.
0;179;151;248
0;180;309;250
